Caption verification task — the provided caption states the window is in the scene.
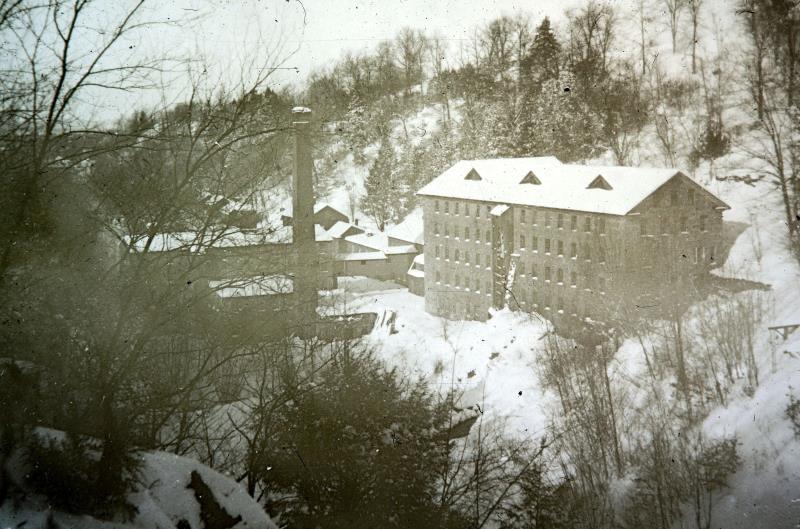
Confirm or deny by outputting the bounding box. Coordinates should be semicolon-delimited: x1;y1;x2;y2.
557;240;564;256
445;247;450;259
640;218;648;236
485;254;491;267
435;200;440;212
670;189;678;205
570;215;577;231
556;295;564;312
360;260;366;265
531;263;538;278
486;280;491;293
436;271;441;282
694;247;700;264
570;242;577;258
465;203;470;216
660;217;668;235
599;246;606;263
584;244;591;261
557;213;564;229
531;236;538;252
680;215;688;232
521;209;526;223
557;269;564;284
544;292;551;309
485;230;491;242
545;238;551;254
486;205;491;216
455;202;460;215
465;227;470;240
688;189;695;204
599;277;607;293
599;218;606;234
445;225;450;237
545;266;552;282
465;251;470;264
435;246;440;258
700;215;707;232
455;274;461;288
570;271;577;286
531;210;538;225
520;235;526;249
584;216;591;232
545;212;552;228
434;222;440;235
445;201;449;214
476;206;480;219
455;249;460;262
455;226;460;239
474;278;480;292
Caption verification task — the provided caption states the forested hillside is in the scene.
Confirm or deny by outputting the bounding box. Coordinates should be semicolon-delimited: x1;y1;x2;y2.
1;0;798;528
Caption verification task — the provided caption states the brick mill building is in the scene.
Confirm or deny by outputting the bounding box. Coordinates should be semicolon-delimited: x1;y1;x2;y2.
417;157;730;322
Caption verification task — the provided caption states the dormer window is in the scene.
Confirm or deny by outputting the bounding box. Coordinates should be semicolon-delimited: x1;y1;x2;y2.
587;174;612;190
520;171;541;185
465;168;482;181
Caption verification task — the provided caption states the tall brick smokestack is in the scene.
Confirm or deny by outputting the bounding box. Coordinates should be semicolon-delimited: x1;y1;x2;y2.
292;106;317;325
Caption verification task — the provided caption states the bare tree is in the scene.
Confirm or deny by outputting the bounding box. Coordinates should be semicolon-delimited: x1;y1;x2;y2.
688;0;703;73
663;0;686;53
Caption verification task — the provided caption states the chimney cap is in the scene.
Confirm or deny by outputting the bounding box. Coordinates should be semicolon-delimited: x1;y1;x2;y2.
291;106;312;114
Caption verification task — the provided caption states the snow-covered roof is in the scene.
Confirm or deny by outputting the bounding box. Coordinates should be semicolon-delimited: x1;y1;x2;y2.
315;224;333;242
123;223;333;253
281;202;348;218
413;253;424;265
385;244;419;255
123;228;292;253
336;251;387;261
387;207;424;245
490;204;509;216
416;157;721;215
209;275;294;298
327;220;363;239
345;231;390;252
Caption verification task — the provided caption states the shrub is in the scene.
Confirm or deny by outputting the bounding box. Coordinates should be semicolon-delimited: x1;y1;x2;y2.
25;432;140;520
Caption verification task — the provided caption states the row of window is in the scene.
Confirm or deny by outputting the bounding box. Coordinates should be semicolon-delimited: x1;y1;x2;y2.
433;245;491;266
518;237;607;262
640;214;709;235
517;210;607;234
515;265;608;292
434;272;492;295
656;186;699;207
432;200;610;234
433;200;492;218
433;223;491;241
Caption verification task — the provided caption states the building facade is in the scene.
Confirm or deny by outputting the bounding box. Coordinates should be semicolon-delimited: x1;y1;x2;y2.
417;157;729;323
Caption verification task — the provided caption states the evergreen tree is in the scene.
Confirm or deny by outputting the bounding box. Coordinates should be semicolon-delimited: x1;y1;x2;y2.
521;17;561;89
362;134;400;230
518;72;602;161
259;350;458;529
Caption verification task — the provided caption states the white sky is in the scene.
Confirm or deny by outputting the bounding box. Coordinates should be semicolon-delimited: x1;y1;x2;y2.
110;0;582;118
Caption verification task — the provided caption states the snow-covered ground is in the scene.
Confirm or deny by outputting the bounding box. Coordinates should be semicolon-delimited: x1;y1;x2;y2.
332;277;555;439
329;160;800;525
1;431;277;529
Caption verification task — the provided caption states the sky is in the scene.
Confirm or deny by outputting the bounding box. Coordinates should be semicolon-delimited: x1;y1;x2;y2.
109;0;583;118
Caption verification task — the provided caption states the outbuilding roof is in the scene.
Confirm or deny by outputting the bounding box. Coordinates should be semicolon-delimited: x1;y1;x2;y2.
416;157;729;215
